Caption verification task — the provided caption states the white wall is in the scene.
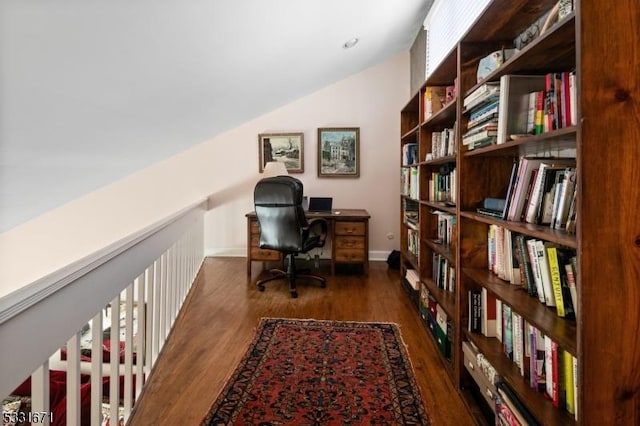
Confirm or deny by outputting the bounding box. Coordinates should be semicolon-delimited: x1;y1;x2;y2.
0;53;408;296
203;53;409;259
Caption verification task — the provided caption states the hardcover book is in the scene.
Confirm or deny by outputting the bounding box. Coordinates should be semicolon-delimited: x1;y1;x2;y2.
524;160;576;224
481;287;497;337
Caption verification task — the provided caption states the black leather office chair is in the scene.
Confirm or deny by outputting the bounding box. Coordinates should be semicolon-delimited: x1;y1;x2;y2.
253;175;328;298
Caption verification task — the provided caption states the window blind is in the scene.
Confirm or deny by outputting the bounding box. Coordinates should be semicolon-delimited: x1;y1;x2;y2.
424;0;492;77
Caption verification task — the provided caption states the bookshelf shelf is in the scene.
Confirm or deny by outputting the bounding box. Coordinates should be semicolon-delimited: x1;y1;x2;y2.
465;331;577;426
423;278;456;319
463;127;577;158
424;239;455;263
459;211;578;248
464;13;576;92
424;155;457;166
422;201;456;215
422;99;457;128
463;267;577;354
401;125;420;141
401;0;640;424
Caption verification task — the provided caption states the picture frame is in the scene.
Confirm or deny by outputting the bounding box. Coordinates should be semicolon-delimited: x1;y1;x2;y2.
258;133;304;173
317;127;360;178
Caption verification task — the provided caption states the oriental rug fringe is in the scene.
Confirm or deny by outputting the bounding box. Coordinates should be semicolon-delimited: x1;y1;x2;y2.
202;318;430;425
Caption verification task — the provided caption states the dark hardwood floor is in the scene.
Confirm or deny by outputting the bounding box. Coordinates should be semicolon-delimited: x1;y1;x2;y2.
128;257;477;425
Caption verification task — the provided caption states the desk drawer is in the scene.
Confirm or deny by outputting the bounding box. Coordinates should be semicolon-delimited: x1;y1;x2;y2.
334;221;365;236
334;249;366;263
334;236;365;250
250;247;281;261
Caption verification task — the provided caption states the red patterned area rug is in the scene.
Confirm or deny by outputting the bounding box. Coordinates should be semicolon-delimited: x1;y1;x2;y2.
202;318;430;425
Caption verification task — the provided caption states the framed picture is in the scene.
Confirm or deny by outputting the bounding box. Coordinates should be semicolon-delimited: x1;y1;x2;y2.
317;127;360;178
258;133;304;173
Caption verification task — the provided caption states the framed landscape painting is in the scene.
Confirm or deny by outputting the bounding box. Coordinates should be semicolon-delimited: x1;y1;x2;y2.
258;133;304;173
317;127;360;178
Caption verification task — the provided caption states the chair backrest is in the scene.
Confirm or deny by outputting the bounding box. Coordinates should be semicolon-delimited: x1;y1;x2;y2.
254;176;307;253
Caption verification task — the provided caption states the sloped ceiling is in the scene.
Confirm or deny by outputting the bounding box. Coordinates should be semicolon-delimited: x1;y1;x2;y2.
0;0;432;233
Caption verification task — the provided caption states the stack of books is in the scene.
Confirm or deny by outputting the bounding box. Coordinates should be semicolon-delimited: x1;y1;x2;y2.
462;82;500;150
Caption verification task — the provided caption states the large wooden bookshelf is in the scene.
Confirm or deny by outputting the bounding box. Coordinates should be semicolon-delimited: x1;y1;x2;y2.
399;0;640;424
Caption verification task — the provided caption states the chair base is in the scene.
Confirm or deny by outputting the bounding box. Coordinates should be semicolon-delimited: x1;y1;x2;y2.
257;255;326;298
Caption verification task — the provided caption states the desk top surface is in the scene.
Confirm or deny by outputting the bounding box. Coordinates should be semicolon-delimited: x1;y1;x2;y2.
247;208;369;220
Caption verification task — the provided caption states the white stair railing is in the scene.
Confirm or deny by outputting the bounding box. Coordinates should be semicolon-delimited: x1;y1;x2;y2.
1;199;206;425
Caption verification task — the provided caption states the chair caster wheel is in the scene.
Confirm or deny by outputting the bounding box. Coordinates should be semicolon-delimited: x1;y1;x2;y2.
291;291;298;298
258;285;265;292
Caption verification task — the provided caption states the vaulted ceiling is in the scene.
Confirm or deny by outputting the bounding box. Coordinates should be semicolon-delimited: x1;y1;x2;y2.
0;0;432;233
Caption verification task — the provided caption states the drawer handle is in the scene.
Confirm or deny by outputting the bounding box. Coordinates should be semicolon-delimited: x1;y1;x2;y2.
344;241;355;247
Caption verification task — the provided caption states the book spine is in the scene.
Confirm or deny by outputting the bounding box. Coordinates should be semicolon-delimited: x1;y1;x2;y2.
535;240;556;307
544;335;554;401
497;75;509;144
534;90;545;134
534;328;547;392
481;287;497;337
546;246;566;316
502;161;519;219
554;168;577;229
503;304;513;360
526;91;537;133
526;239;546;304
552;341;560;408
573;355;578;421
496;298;503;342
515;234;534;294
554;73;563;129
565;262;578;318
512;311;524;376
544;73;556;132
564;350;576;415
557;251;576;318
562;71;572;127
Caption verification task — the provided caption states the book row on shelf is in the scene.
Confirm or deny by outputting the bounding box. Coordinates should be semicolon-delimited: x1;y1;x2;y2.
407;227;419;259
461;70;576;151
427;165;456;204
403;198;419;230
488;224;577;319
478;157;577;234
402;142;419;166
433;211;456;246
395;1;608;423
433;253;455;293
401;167;419;199
420;286;454;362
402;130;457;165
428;126;457;160
402;156;458;207
424;82;457;122
466;294;578;422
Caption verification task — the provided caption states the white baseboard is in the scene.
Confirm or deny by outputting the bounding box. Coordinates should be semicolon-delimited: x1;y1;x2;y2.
205;248;390;262
205;247;246;257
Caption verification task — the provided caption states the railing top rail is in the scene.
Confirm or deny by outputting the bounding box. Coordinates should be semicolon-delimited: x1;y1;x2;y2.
0;198;207;324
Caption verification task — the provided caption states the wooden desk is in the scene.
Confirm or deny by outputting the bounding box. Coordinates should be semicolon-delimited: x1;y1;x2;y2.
246;209;370;276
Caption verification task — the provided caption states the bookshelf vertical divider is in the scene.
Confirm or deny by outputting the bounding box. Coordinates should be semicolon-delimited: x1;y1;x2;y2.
400;0;640;424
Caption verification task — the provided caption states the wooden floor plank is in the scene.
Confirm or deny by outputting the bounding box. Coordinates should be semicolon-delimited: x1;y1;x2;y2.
128;257;477;425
